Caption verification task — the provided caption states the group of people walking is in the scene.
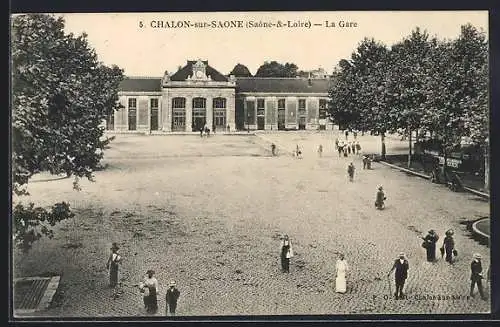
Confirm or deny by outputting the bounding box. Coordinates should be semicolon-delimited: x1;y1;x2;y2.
279;230;488;301
105;243;181;315
335;138;361;157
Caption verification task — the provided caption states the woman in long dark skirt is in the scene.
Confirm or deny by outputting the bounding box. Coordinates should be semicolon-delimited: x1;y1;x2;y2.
106;243;121;287
141;270;159;314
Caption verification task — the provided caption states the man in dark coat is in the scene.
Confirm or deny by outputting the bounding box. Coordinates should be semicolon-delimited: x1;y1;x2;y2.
165;280;181;315
347;162;355;182
470;253;487;300
422;230;439;262
442;229;455;264
388;252;409;299
375;185;386;209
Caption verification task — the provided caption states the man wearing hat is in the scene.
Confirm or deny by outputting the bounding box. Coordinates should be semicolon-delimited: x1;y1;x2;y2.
441;229;456;264
106;242;121;288
165;280;180;316
470;253;487;300
388;252;409;299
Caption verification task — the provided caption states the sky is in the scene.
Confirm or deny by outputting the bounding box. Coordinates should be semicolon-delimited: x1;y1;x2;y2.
53;11;488;77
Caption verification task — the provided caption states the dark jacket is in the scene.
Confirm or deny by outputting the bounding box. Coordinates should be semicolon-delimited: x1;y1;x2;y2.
392;259;409;280
471;260;483;281
376;190;385;203
443;235;454;250
166;287;180;304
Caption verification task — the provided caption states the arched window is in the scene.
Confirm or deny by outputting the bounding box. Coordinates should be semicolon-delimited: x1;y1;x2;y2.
213;97;226;109
172;97;186;109
172;97;186;131
192;97;206;131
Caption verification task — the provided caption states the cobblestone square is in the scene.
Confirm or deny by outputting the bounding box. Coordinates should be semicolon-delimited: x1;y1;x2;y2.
13;132;490;317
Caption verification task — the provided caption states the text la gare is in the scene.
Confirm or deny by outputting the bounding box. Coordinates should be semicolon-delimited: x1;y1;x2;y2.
325;20;358;28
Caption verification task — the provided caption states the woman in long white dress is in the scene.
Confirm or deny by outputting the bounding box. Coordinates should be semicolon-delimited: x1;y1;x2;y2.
335;254;349;293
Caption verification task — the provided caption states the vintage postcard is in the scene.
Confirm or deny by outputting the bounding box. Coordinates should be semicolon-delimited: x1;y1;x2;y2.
10;11;490;318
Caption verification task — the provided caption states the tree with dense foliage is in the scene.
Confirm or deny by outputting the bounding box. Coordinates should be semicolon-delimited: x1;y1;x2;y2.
329;38;390;158
12;14;124;251
255;61;299;77
420;24;488;182
229;63;252;77
386;28;438;167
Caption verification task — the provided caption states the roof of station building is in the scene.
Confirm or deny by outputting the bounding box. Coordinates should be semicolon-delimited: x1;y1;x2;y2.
170;60;229;82
235;77;331;94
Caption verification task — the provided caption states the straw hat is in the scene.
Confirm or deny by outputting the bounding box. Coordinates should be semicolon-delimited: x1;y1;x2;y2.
146;269;155;276
169;280;176;287
398;252;406;258
473;253;482;260
378;185;383;190
445;229;454;236
111;242;119;251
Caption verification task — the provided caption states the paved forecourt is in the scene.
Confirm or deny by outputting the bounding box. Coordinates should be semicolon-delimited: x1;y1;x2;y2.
14;132;490;317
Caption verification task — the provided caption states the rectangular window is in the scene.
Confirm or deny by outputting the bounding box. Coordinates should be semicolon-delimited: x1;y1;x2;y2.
172;110;186;131
319;99;327;119
150;98;159;131
257;98;265;116
214;110;226;127
278;99;286;110
298;99;306;114
128;98;137;130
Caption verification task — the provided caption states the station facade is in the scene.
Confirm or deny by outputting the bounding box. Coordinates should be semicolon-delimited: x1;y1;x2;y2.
109;59;331;132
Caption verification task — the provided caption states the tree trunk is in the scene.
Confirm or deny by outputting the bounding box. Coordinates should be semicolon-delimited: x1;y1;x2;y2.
407;128;412;169
381;132;386;160
443;148;448;182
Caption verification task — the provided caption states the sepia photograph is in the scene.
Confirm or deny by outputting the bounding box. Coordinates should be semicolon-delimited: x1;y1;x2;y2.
10;10;491;318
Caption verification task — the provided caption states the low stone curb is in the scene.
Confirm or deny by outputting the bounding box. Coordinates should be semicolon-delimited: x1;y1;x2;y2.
472;218;490;240
378;161;490;199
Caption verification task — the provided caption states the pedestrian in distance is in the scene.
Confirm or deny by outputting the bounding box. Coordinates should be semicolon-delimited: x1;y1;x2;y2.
335;253;349;293
355;141;361;155
347;162;355;182
387;252;409;300
347;141;352;154
271;143;277;156
140;270;159;314
441;229;456;264
165;280;180;316
318;144;323;157
335;137;339;151
199;127;203;138
227;124;230;133
337;141;344;157
351;142;356;155
343;144;348;157
345;130;349;140
280;234;294;273
295;145;302;159
362;155;368;169
470;253;487;300
106;242;122;288
421;230;439;262
375;185;386;209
